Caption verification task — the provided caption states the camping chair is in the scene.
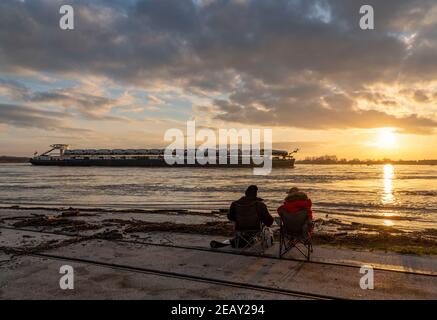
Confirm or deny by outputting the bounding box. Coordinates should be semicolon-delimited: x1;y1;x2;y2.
233;202;266;255
278;209;313;260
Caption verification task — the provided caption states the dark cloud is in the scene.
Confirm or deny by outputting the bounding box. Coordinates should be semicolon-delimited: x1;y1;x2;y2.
413;90;430;103
3;0;430;84
0;102;94;133
27;90;123;121
0;78;30;100
0;0;436;133
0;103;63;129
0;78;126;121
214;90;437;134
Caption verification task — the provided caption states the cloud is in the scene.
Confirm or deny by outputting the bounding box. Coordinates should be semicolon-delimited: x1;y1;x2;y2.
3;0;431;84
214;95;437;134
0;78;30;100
0;78;131;121
213;78;437;133
0;103;89;133
27;89;123;121
0;0;436;134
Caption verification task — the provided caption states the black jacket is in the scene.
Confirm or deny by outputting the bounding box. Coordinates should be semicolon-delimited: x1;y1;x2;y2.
227;196;274;227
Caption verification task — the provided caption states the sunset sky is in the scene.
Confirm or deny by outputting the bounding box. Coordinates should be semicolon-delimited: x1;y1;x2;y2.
0;0;436;159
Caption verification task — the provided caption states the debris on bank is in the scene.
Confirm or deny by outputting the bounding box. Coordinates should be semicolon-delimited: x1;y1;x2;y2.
2;208;437;256
123;221;234;237
12;216;100;232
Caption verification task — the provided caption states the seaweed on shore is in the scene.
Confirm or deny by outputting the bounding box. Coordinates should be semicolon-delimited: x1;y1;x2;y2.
312;232;437;255
123;221;234;237
120;220;437;255
12;216;100;232
4;210;437;256
1;205;217;217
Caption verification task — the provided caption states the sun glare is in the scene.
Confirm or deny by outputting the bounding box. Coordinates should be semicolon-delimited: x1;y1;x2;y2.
376;128;398;148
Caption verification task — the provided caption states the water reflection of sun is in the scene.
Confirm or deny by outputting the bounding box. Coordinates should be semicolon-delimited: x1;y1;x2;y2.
382;164;395;226
382;164;394;204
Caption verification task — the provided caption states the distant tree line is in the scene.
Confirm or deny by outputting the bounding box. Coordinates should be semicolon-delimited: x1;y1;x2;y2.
0;156;29;163
296;155;437;165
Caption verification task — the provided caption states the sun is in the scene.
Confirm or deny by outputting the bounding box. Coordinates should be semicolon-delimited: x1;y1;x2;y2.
376;128;398;148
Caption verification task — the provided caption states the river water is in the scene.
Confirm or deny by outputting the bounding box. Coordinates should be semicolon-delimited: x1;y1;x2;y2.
0;163;436;232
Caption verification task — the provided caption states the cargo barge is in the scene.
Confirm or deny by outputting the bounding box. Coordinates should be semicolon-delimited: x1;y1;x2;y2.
29;144;296;168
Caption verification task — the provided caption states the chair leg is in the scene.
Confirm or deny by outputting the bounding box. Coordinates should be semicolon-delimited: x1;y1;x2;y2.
234;232;265;254
294;242;306;258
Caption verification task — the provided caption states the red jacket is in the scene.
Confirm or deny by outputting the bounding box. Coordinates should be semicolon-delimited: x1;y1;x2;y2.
277;199;313;221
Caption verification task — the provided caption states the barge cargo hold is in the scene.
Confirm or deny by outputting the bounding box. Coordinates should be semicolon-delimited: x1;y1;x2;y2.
29;144;296;168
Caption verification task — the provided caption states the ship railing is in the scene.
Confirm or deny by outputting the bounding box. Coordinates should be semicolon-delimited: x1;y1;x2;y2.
35;156;62;160
63;149;291;157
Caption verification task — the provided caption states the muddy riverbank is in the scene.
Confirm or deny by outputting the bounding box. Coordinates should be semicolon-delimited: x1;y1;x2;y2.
1;206;436;255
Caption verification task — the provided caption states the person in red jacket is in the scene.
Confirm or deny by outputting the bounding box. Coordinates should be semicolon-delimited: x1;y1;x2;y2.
277;187;313;233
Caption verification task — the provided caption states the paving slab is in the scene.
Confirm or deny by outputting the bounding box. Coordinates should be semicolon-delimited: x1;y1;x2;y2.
127;231;437;274
1;212;436;300
0;228;72;250
2;226;436;275
0;256;301;300
40;239;437;299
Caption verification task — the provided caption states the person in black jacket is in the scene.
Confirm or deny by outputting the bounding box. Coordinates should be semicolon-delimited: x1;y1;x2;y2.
210;185;274;249
227;185;274;227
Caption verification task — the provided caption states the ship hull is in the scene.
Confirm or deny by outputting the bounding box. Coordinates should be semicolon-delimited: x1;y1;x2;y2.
29;158;295;168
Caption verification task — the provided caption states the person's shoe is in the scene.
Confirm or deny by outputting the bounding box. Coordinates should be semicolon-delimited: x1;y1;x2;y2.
210;240;229;249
